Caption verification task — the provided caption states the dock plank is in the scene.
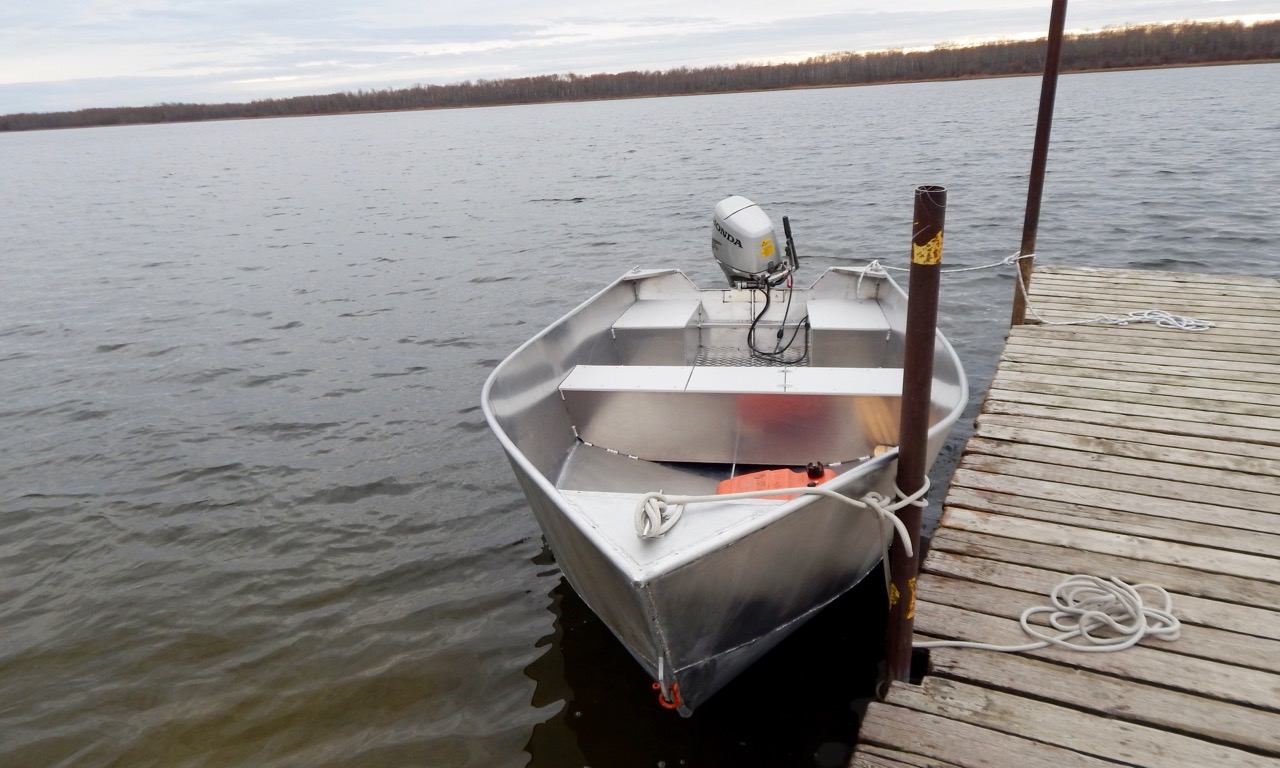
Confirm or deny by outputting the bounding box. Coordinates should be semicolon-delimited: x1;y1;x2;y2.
951;459;1280;532
963;434;1280;496
921;549;1280;640
926;649;1280;755
987;375;1280;422
993;367;1280;409
967;417;1280;475
886;678;1277;768
982;387;1280;444
852;266;1280;767
912;600;1280;711
857;704;1122;768
1002;334;1280;373
979;397;1280;447
998;357;1280;395
915;572;1280;673
944;484;1280;558
930;527;1280;611
939;507;1280;580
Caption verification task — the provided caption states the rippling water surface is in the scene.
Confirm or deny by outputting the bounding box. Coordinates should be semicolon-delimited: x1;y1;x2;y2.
1;63;1276;767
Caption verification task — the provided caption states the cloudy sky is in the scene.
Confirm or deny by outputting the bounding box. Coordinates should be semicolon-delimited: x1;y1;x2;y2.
2;0;1276;114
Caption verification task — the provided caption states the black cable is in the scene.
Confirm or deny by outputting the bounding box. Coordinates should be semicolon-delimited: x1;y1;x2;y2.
746;285;772;356
747;283;809;364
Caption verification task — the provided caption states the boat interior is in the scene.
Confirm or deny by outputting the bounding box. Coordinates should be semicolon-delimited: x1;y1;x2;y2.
538;268;933;498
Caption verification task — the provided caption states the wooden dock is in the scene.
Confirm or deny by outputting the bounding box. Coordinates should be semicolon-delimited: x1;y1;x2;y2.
852;266;1280;768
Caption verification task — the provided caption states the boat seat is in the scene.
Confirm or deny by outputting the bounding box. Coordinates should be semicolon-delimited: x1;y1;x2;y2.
558;364;902;464
611;299;703;365
805;299;892;332
805;298;894;367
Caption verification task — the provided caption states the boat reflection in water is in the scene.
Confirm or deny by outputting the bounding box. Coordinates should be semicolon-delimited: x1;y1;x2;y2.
522;543;889;768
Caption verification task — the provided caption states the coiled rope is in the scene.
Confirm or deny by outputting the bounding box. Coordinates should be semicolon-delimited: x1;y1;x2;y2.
915;574;1180;652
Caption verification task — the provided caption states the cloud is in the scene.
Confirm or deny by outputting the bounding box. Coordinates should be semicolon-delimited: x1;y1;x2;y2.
2;0;1278;113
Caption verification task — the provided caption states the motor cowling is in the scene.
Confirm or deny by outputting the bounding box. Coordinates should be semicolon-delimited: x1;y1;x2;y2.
712;196;786;288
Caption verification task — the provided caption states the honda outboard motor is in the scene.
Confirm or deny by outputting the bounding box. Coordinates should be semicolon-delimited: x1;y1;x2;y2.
711;196;796;288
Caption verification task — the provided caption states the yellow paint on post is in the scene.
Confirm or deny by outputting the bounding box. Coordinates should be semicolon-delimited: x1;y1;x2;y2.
912;231;943;265
888;581;900;609
906;577;917;619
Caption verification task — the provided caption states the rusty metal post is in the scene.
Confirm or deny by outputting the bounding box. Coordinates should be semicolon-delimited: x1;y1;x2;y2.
1011;0;1069;326
884;184;945;685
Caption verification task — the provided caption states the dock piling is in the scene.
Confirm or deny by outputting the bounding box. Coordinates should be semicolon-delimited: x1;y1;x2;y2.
884;184;946;684
1011;0;1068;326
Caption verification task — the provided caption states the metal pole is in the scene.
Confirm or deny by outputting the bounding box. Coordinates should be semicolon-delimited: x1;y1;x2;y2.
884;184;945;685
1011;0;1069;326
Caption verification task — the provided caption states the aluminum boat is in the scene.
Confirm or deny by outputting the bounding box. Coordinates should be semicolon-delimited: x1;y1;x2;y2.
482;197;966;715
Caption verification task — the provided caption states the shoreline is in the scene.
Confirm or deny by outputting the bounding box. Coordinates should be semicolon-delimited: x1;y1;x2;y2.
6;57;1278;133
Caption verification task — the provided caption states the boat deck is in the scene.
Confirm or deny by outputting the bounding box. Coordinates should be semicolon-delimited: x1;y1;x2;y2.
851;266;1280;767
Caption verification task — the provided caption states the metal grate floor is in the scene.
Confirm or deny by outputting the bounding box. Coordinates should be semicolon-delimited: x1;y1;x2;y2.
694;346;809;367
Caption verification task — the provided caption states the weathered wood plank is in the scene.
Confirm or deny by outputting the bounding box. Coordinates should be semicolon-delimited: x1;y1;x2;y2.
999;360;1280;399
944;484;1280;559
1002;334;1280;372
856;703;1122;768
1033;264;1279;288
1002;340;1280;369
970;415;1280;473
993;368;1280;410
978;398;1280;448
915;572;1280;673
1019;318;1279;343
1028;275;1280;308
1027;286;1280;315
1006;319;1280;351
978;388;1280;447
1021;305;1280;328
988;375;1280;422
925;648;1280;756
922;548;1280;640
928;527;1280;611
912;601;1280;711
951;458;1280;531
1032;265;1280;290
886;678;1279;768
961;435;1280;497
937;508;1280;583
1026;294;1280;323
1024;285;1280;314
853;745;964;768
1032;264;1280;289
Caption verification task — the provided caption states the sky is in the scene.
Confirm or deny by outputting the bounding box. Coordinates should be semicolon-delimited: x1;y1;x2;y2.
2;0;1278;114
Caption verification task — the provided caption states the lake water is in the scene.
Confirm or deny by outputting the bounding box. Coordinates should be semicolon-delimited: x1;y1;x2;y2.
1;63;1276;768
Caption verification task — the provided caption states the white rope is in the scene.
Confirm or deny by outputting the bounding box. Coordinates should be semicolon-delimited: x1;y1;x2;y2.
914;574;1180;653
858;252;1215;332
636;489;1180;655
862;251;1022;276
634;478;930;595
1011;254;1216;331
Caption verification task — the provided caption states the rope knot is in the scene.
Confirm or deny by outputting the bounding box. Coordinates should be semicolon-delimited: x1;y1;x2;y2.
635;493;683;538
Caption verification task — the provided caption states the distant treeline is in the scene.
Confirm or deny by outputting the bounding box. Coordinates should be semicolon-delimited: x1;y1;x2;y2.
4;20;1278;132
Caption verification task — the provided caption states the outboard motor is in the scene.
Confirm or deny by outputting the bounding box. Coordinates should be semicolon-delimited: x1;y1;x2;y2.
712;196;797;289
